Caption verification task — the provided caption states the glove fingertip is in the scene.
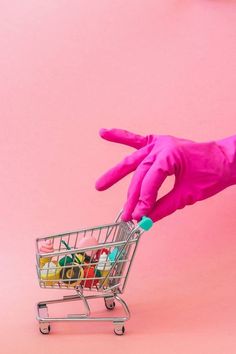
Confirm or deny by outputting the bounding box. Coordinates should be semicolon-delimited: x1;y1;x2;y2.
121;213;132;222
131;210;142;222
99;128;108;137
132;200;151;221
95;179;107;191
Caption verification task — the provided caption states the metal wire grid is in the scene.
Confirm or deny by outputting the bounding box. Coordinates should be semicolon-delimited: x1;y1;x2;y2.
36;220;141;293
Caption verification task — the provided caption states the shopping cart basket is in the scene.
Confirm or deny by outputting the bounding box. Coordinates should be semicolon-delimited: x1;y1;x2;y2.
36;212;153;335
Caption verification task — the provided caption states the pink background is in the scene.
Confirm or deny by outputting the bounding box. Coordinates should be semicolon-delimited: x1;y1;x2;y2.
1;0;236;353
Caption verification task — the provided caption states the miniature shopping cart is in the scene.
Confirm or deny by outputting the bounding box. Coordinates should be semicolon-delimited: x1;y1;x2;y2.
36;212;153;335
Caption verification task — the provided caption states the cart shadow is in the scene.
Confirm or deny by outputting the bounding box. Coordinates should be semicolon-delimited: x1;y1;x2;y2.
127;292;236;335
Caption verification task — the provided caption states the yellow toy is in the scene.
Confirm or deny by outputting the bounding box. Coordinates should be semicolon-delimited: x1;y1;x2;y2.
40;261;60;286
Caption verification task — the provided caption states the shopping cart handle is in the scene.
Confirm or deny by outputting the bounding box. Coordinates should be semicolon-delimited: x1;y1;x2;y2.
138;216;153;231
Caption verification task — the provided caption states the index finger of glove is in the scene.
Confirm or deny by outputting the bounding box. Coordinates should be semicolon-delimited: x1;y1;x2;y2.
99;128;148;149
95;145;152;191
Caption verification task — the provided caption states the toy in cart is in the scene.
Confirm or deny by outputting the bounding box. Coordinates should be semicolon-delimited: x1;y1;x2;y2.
36;212;153;335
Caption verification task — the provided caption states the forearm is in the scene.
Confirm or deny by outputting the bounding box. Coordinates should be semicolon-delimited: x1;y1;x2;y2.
216;135;236;185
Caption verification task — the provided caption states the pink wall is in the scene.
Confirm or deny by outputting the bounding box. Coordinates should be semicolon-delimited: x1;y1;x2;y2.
1;1;236;353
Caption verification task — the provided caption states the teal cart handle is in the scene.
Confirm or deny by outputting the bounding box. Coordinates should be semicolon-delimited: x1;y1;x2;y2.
138;216;153;231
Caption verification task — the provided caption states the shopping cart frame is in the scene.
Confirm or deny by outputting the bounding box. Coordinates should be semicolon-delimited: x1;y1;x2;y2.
36;212;153;335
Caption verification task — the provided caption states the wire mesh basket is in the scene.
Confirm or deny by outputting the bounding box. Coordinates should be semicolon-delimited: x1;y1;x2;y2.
36;212;153;335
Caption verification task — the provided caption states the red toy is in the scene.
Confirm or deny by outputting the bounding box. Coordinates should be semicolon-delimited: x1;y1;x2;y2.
93;248;109;262
81;266;99;288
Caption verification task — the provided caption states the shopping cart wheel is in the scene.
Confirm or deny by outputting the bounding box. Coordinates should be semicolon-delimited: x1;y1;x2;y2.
114;323;125;336
104;297;115;310
39;323;51;335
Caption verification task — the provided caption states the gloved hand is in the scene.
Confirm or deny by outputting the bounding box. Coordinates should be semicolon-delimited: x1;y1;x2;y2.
95;128;236;222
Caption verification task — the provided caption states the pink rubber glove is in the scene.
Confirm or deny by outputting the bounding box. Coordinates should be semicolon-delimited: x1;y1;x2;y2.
95;128;236;222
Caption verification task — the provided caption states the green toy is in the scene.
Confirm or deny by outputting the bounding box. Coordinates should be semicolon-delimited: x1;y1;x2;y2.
59;255;73;267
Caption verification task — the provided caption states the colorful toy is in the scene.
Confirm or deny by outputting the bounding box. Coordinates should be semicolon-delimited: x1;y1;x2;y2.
75;253;85;264
40;261;60;286
93;248;109;262
96;252;112;287
60;263;84;287
59;255;73;267
39;239;54;267
81;265;99;288
77;236;98;257
108;247;125;263
60;240;84;264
